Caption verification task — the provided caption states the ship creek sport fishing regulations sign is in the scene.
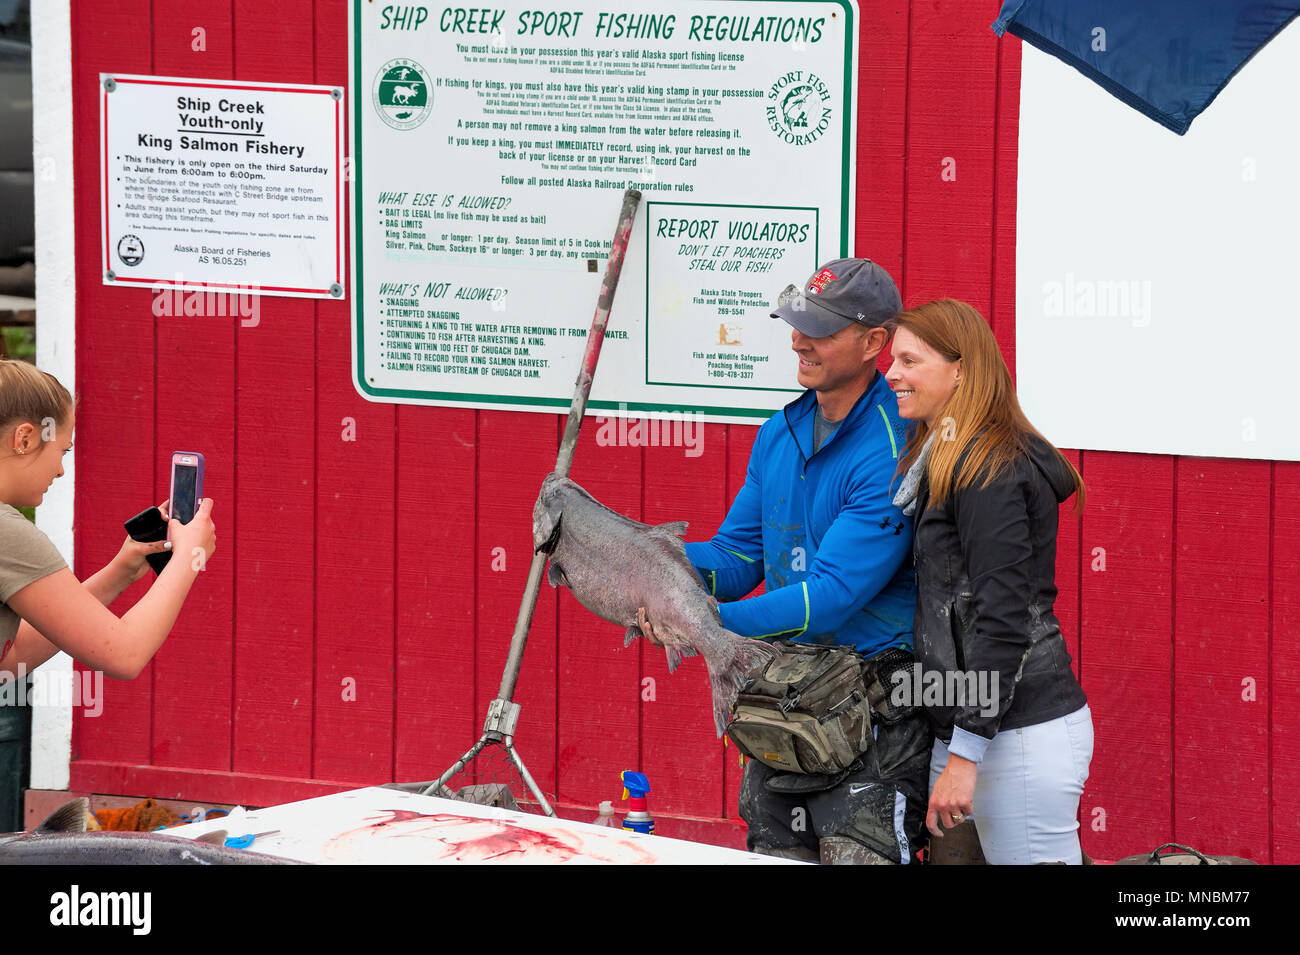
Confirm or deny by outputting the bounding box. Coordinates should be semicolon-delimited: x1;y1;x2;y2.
351;0;858;421
100;75;346;298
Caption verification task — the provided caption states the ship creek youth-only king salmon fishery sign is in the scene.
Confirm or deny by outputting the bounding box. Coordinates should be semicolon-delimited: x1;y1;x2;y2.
99;74;346;299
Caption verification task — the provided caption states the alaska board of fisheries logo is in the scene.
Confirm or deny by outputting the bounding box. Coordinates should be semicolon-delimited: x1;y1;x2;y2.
117;234;144;266
766;71;832;146
373;58;432;130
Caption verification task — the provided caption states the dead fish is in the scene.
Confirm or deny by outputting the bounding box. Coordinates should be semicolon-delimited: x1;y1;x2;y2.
0;798;306;865
533;472;775;735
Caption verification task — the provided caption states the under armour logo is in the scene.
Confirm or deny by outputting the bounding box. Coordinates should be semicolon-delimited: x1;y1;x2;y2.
879;518;904;535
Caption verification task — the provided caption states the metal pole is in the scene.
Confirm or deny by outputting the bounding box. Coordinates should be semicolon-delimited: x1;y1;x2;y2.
503;737;555;816
423;737;489;798
421;189;642;810
496;187;641;703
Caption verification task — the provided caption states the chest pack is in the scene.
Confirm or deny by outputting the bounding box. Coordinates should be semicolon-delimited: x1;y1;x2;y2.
725;642;909;775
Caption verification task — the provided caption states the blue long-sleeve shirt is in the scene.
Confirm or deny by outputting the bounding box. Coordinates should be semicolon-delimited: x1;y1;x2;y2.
685;375;916;655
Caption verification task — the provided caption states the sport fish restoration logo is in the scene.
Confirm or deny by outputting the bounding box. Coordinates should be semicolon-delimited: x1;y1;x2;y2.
373;58;432;130
766;71;833;146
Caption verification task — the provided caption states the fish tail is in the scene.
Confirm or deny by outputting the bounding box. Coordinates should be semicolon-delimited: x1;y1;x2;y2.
704;631;776;737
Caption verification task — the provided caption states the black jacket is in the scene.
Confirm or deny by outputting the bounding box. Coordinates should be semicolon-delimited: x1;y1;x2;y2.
911;432;1087;750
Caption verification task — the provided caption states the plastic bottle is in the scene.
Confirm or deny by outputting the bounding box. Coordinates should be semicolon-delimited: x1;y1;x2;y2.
620;770;655;835
591;800;619;828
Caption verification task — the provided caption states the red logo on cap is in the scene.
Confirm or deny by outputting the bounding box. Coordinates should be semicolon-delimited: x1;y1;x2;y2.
806;269;837;295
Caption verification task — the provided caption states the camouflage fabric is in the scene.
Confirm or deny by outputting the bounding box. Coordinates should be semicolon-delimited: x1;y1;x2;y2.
739;698;932;863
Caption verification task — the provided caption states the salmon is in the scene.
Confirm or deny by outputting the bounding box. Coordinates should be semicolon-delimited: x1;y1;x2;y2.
533;472;775;735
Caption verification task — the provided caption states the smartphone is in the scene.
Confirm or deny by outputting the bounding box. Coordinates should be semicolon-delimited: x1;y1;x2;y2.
124;505;171;575
168;452;205;525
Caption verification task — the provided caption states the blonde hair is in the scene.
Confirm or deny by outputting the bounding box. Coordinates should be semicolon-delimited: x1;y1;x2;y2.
0;359;75;442
886;300;1084;513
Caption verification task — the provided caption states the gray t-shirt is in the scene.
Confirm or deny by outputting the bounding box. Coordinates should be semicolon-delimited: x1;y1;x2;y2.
813;405;844;454
0;504;68;661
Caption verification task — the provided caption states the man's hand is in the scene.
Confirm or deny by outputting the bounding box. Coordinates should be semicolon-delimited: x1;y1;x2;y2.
926;753;977;837
636;606;666;647
637;593;719;646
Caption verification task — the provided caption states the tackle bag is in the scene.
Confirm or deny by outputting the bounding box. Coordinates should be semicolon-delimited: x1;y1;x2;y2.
725;643;911;775
1115;843;1258;866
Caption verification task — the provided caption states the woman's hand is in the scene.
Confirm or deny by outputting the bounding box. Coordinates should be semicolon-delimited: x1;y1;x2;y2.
166;498;217;572
111;502;172;584
113;534;172;584
926;753;977;837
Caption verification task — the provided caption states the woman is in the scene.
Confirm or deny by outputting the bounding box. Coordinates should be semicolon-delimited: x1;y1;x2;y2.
884;300;1092;865
0;359;215;680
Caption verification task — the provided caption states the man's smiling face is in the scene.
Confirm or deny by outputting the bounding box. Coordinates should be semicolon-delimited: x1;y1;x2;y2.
790;322;874;399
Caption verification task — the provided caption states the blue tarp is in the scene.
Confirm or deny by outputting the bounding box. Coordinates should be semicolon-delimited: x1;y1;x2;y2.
993;1;1300;134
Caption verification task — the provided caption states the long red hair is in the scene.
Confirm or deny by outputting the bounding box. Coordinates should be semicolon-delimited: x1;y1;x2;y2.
886;300;1084;512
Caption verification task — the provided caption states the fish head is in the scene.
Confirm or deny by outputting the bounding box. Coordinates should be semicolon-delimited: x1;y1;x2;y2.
532;472;567;554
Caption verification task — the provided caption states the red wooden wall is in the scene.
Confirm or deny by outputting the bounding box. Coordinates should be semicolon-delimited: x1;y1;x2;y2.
64;1;1297;861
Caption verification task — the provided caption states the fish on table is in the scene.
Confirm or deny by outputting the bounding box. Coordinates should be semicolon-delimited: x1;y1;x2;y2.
533;472;775;735
0;798;306;865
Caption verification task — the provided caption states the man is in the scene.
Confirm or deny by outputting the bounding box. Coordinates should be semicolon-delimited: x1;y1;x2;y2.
684;258;932;864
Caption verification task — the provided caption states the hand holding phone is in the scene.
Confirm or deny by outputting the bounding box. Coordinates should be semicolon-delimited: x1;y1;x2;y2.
168;452;205;525
168;497;217;572
166;452;215;571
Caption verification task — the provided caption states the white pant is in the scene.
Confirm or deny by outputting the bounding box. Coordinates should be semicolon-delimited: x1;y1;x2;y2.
929;705;1094;865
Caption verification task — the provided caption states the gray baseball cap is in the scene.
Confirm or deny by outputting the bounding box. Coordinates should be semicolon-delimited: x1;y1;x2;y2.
771;258;902;337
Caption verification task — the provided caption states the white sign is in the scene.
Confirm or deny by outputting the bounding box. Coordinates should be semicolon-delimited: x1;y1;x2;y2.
100;73;346;299
1015;27;1300;462
350;0;858;422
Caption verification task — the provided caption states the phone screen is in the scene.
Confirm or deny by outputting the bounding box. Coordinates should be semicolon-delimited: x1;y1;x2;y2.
172;464;198;524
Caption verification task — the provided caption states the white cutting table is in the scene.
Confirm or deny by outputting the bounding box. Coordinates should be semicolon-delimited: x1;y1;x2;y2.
166;786;801;865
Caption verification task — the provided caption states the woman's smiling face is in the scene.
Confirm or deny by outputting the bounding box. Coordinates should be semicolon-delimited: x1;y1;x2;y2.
886;328;961;427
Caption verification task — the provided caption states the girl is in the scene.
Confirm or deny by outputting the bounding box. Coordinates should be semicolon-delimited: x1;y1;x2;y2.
0;359;215;680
